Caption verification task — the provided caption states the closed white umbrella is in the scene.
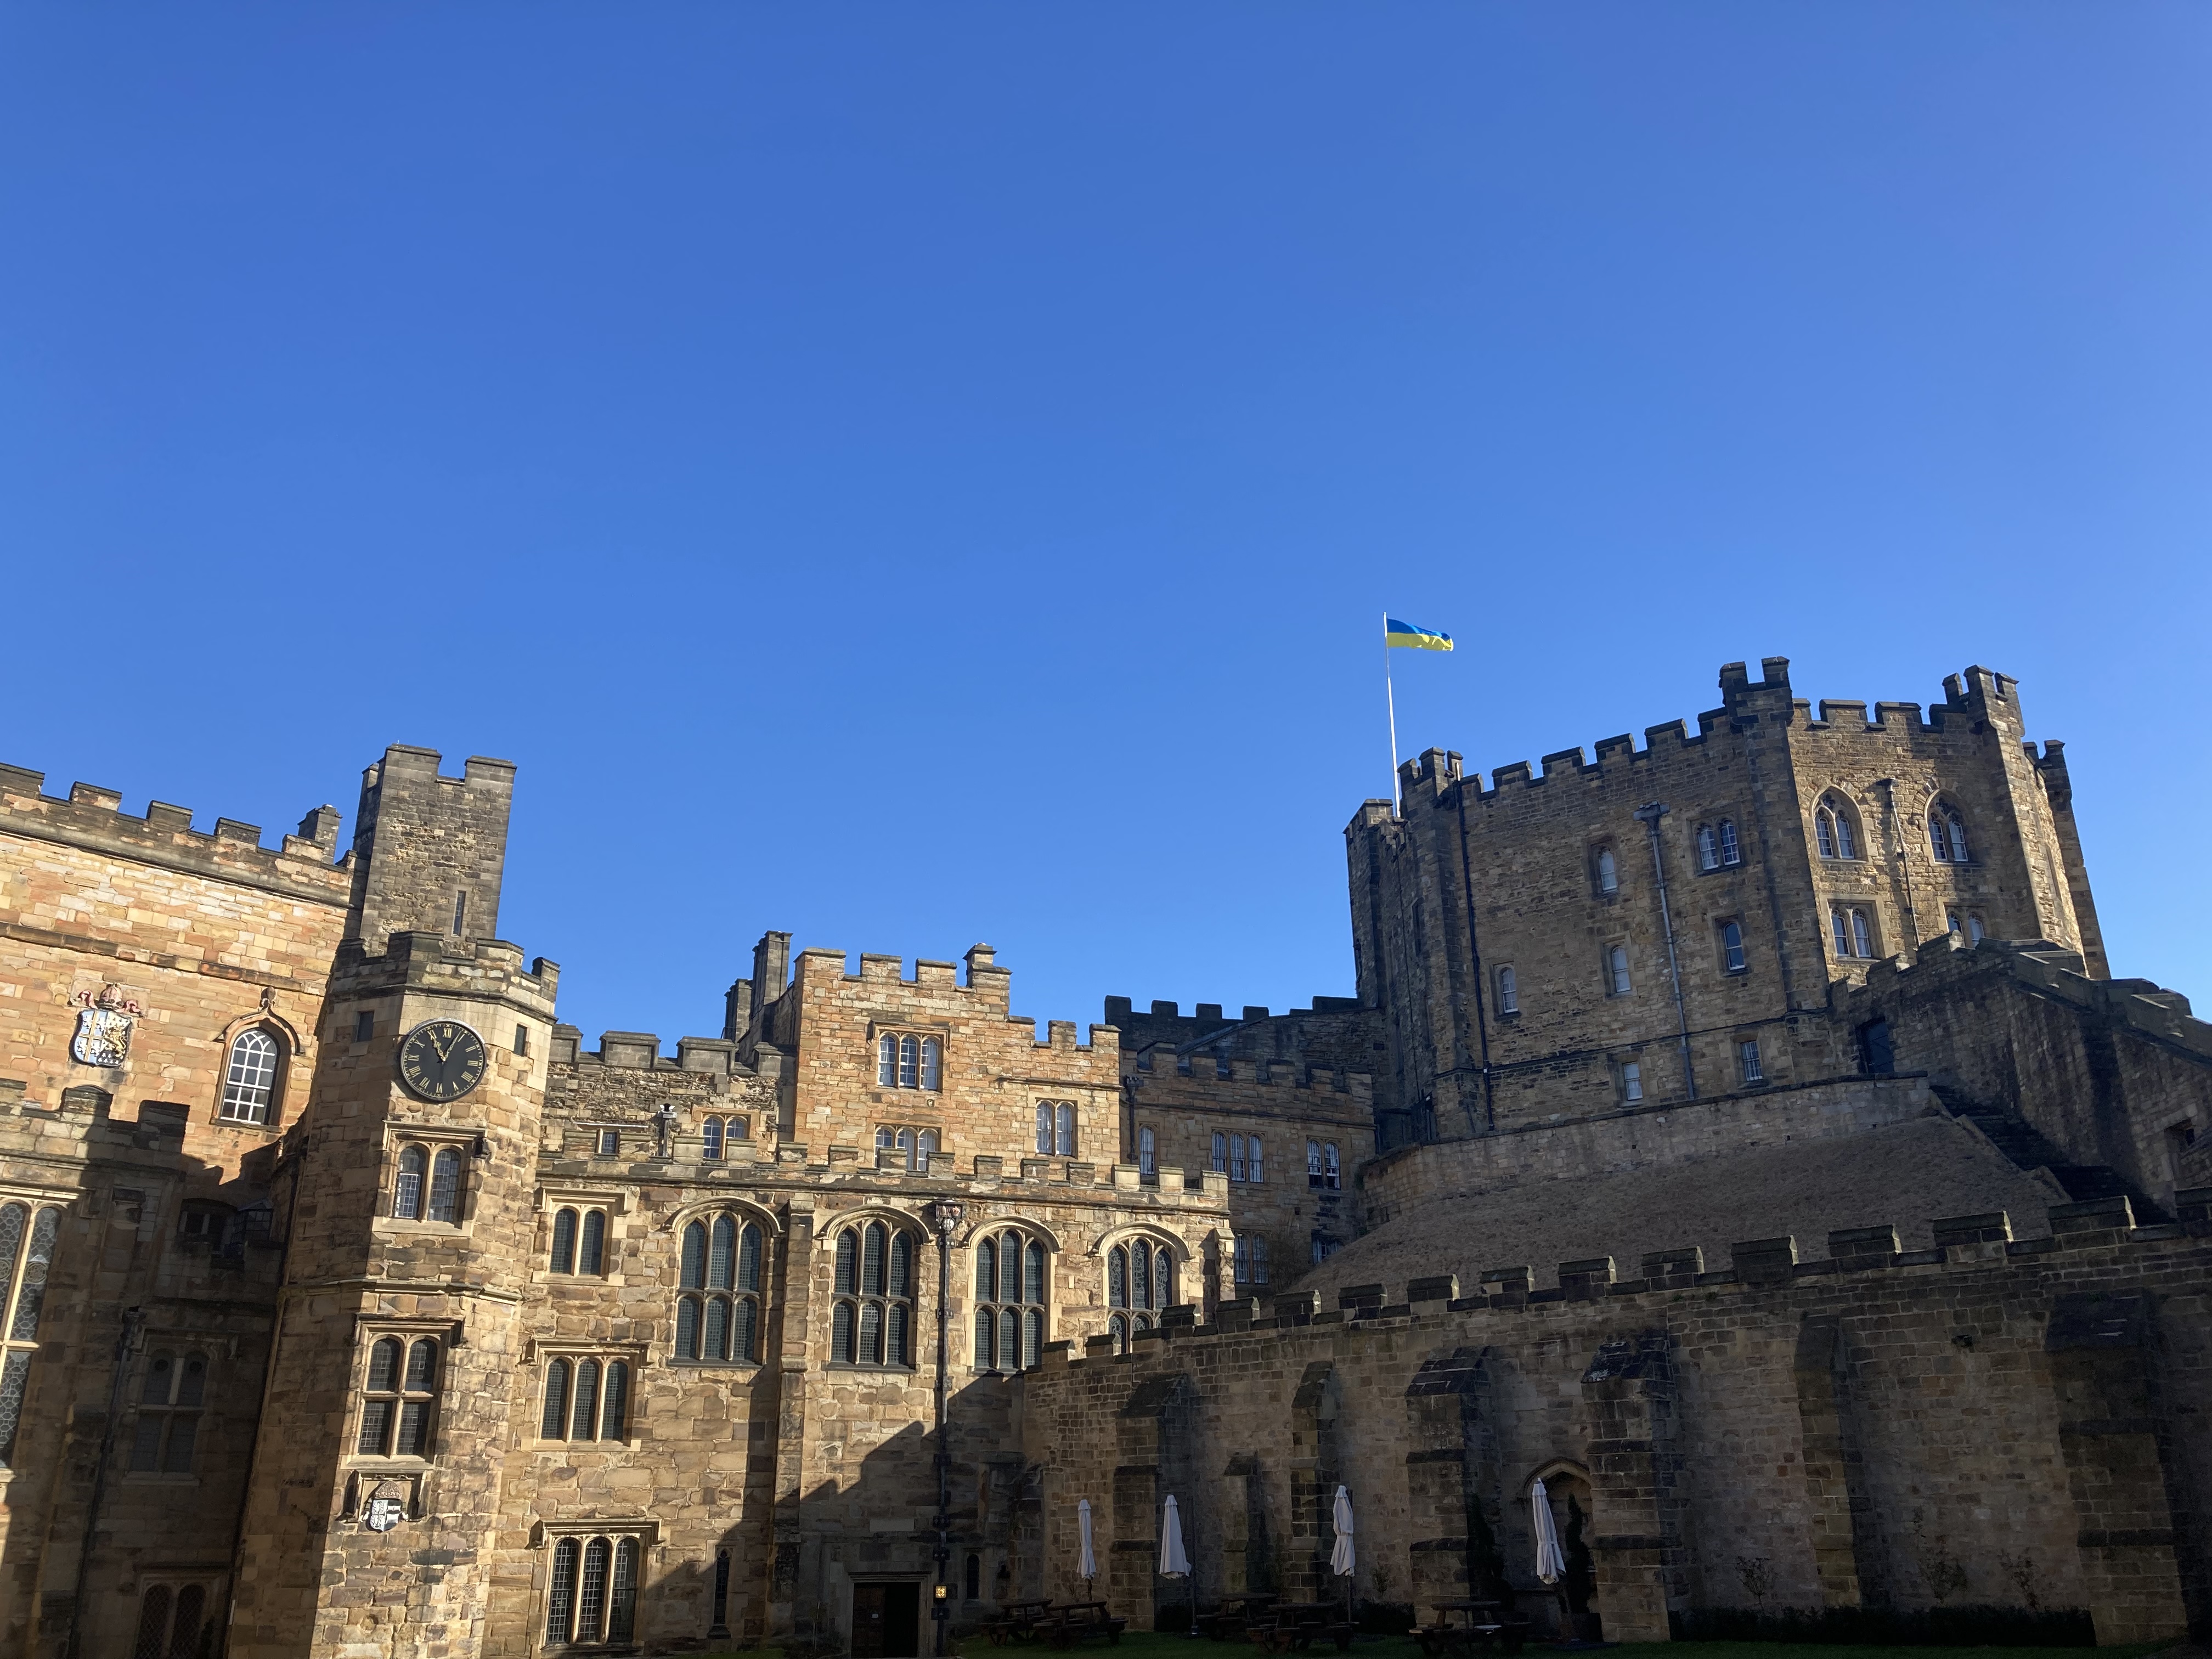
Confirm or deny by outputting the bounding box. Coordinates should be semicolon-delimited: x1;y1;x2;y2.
1078;1498;1098;1585
1158;1494;1191;1577
1531;1480;1564;1586
1330;1485;1357;1622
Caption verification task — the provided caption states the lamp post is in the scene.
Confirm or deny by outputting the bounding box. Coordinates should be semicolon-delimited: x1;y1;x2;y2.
929;1200;966;1656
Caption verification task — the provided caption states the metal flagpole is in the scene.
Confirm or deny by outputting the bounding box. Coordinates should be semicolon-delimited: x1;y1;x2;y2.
1384;613;1401;816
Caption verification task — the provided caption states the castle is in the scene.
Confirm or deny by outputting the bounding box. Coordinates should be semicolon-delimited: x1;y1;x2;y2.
0;657;2204;1659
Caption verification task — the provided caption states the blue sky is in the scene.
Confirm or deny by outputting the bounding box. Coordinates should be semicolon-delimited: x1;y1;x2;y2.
4;5;2208;1043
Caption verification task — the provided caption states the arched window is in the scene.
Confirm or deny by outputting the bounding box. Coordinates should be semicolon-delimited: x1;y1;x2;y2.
548;1538;579;1643
541;1357;569;1438
356;1336;438;1457
1228;1134;1246;1181
427;1148;462;1223
1929;803;1970;863
1211;1132;1227;1173
1107;1237;1176;1317
1718;819;1741;866
1833;907;1875;958
966;1551;981;1600
134;1585;172;1659
881;1033;944;1090
1967;913;1985;944
1036;1103;1053;1154
550;1208;578;1273
543;1531;642;1645
1852;908;1874;959
1595;847;1619;895
1324;1143;1341;1189
392;1146;427;1220
676;1212;766;1363
0;1203;60;1467
128;1348;208;1474
703;1117;724;1160
1607;945;1632;996
1496;964;1518;1014
218;1027;281;1124
1719;919;1746;974
1056;1102;1075;1155
1816;795;1858;860
831;1218;916;1368
975;1229;1048;1372
1696;825;1719;871
579;1209;606;1274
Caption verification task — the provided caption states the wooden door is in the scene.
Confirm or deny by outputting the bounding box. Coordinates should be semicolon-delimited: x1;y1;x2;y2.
852;1584;890;1659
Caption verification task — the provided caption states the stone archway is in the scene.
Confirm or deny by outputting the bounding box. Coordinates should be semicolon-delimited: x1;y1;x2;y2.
1526;1463;1600;1643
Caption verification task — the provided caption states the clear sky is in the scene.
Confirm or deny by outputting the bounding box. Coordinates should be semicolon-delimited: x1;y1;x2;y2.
4;5;2208;1045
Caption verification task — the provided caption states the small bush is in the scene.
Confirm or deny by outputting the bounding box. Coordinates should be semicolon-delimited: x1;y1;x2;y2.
1667;1604;2096;1647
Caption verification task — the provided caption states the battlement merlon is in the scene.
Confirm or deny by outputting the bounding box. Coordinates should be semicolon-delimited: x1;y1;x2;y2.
348;744;518;952
0;758;352;897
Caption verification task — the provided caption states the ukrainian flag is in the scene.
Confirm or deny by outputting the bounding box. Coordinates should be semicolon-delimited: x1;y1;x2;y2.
1385;616;1454;652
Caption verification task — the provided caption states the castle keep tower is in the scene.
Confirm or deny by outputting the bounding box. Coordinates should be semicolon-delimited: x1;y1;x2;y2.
1348;659;2106;1139
229;748;559;1658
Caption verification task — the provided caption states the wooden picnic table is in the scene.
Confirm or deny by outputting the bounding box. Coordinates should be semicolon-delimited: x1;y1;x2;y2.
1411;1601;1525;1659
1246;1603;1355;1654
984;1600;1060;1644
1199;1595;1278;1641
1039;1601;1125;1649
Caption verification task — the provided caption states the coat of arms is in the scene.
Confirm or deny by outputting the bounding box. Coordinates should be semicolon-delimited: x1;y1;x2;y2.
70;984;143;1068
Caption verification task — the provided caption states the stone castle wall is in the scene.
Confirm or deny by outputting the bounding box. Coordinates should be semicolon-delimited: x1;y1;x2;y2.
1022;1194;2212;1647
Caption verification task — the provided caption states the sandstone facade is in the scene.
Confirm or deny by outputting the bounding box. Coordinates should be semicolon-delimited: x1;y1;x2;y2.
0;658;2204;1658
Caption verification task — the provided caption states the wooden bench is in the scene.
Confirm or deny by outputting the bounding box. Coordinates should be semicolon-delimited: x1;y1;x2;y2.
1041;1602;1125;1649
984;1600;1060;1645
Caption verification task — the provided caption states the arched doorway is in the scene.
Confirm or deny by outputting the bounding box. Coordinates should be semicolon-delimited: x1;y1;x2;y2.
1526;1463;1601;1643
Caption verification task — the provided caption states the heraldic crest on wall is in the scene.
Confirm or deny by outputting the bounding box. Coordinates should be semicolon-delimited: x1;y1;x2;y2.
70;983;143;1068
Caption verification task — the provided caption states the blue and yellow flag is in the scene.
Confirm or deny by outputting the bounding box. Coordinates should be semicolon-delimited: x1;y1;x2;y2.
1385;616;1453;652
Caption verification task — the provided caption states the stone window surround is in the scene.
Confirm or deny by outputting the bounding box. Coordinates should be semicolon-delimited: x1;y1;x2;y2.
345;1317;457;1468
209;1006;304;1133
534;1519;658;1654
375;1124;482;1231
868;1020;949;1092
527;1342;647;1446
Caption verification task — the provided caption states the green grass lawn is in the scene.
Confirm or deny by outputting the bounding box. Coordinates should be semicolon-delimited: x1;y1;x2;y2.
693;1637;2174;1659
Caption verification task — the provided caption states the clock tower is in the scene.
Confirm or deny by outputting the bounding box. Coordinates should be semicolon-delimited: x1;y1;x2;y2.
228;748;560;1659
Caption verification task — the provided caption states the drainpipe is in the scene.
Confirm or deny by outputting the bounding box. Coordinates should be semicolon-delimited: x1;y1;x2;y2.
1635;803;1697;1101
929;1200;966;1656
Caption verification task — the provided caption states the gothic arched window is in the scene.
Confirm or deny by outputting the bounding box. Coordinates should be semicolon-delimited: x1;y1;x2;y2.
1815;795;1859;860
1718;818;1741;866
831;1218;916;1368
219;1027;282;1124
356;1336;438;1457
1107;1237;1176;1320
975;1228;1047;1373
1696;825;1719;871
676;1212;766;1363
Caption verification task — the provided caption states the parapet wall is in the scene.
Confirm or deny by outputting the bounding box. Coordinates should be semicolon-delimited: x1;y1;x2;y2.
0;758;348;895
1833;933;2212;1211
1355;1072;1938;1226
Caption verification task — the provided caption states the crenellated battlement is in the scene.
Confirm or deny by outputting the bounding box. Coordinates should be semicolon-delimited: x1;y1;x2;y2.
0;757;348;884
1036;1189;2210;1363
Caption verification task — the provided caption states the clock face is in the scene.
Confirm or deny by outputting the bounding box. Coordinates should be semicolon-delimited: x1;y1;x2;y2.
397;1019;488;1103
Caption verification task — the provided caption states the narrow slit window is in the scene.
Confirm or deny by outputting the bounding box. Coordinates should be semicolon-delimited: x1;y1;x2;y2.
1496;965;1517;1014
